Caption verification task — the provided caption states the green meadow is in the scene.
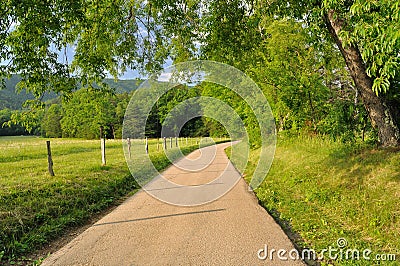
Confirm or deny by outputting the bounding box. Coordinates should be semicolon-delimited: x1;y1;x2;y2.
238;136;400;265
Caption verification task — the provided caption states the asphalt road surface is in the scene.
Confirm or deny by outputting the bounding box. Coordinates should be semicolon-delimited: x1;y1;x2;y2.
42;142;304;266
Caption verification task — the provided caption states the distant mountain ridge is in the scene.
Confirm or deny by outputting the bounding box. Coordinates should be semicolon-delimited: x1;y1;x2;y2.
104;78;142;94
0;75;142;110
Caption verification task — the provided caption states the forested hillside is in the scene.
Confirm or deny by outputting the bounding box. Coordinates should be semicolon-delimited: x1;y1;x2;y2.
0;76;142;136
0;75;142;110
0;75;55;110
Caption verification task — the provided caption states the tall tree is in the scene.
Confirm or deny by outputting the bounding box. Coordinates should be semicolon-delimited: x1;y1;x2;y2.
262;0;400;146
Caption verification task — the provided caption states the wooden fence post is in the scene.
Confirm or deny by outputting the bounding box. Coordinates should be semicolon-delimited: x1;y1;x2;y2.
170;137;172;148
101;138;106;166
157;138;160;151
127;138;131;158
145;137;148;154
163;137;167;150
175;137;178;147
46;141;55;176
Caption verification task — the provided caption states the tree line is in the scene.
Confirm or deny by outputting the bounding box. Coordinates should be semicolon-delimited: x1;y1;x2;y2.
3;75;377;148
3;85;227;139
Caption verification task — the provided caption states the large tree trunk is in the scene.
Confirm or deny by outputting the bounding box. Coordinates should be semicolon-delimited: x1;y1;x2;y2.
324;10;400;147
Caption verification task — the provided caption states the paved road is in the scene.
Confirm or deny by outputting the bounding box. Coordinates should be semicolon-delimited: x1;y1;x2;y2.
42;142;304;265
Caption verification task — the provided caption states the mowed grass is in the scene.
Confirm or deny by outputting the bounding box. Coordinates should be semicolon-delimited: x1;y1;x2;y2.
243;135;399;265
0;136;226;264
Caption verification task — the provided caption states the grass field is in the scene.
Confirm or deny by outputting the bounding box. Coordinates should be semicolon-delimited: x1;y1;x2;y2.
239;135;399;265
0;136;226;264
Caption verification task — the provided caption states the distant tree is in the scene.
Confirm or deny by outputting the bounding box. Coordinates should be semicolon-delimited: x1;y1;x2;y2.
145;104;162;138
61;90;116;139
113;92;131;139
41;104;63;138
155;85;203;137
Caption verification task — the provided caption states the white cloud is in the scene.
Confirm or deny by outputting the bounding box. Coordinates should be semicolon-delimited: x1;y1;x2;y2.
157;72;172;82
